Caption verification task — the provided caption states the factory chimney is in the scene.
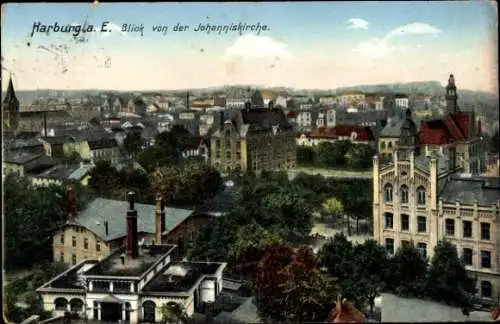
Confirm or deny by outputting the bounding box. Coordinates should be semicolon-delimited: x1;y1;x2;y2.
126;191;139;258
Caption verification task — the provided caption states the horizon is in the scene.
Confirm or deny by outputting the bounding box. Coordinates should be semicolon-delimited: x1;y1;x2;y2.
2;2;498;93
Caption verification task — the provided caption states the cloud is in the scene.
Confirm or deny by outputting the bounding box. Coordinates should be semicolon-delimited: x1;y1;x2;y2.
347;18;369;30
223;34;295;60
386;22;442;39
352;38;396;58
102;22;126;36
353;22;442;57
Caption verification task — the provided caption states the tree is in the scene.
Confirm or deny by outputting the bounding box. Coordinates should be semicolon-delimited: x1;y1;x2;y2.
322;197;344;223
88;160;123;197
296;146;315;166
316;142;344;167
122;131;143;158
386;241;428;298
160;302;188;324
352;240;389;314
137;146;179;173
317;233;355;281
425;240;477;307
345;144;376;170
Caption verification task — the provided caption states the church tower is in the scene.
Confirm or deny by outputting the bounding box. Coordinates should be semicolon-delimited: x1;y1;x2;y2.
2;77;20;131
398;107;420;160
445;74;458;115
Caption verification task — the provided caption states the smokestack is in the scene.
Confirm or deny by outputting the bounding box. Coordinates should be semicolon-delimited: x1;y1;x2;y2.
66;185;77;223
126;191;139;258
155;194;165;244
186;91;190;110
104;220;109;237
268;100;274;110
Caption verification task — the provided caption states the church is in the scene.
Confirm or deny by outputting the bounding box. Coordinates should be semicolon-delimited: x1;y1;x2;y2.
372;75;500;305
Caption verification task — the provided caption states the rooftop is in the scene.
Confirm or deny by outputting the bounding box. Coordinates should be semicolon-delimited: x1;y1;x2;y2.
38;260;99;291
141;261;225;294
68;164;95;181
34;164;77;180
74;198;195;241
439;176;500;206
84;245;175;277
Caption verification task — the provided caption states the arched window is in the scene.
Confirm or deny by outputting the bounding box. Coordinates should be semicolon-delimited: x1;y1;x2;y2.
417;186;426;205
481;281;492;298
55;297;68;311
143;300;156;323
400;185;409;204
388;142;393;149
69;298;84;312
381;142;386;149
384;184;393;203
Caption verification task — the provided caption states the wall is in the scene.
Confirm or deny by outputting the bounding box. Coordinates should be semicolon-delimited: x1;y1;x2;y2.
53;226;110;265
31;177;63;187
3;162;24;177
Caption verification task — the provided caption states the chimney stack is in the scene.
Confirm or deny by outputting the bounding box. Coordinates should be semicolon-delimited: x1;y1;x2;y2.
104;220;109;237
126;191;139;258
155;194;166;244
66;185;77;223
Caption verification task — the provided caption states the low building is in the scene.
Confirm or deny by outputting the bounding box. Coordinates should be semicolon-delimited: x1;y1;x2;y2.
38;193;226;323
3;153;57;177
31;164;78;187
297;125;374;147
53;188;215;266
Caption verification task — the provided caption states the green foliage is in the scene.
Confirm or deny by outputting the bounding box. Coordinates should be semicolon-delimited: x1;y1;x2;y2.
123;131;144;157
322;197;344;215
346;144;376;170
296;146;315;165
299;141;375;170
425;240;477;307
318;233;355;281
160;302;189;324
137;146;179;173
386;241;428;298
151;161;222;207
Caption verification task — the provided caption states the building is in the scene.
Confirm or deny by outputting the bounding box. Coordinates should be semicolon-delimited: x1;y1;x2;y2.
378;117;404;161
419;75;484;174
53;188;215;265
210;96;296;172
3;153;57;178
38;192;226;323
484;154;500;177
2;77;20;131
394;93;409;110
372;102;500;304
296;125;375;147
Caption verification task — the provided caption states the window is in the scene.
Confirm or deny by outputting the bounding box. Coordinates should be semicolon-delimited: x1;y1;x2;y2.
143;301;156;323
463;221;472;238
481;281;492;298
481;223;490;240
388;142;393;149
215;151;220;159
462;248;473;266
417;242;427;259
72;236;76;247
215;140;220;148
417;187;426;205
59;252;64;263
381;142;386;149
401;240;410;248
236;151;241;159
400;185;409;204
96;242;101;252
84;238;89;249
384;184;393;202
417;216;427;233
384;213;393;229
401;214;409;231
236;140;241;147
481;251;491;268
60;234;64;245
385;238;394;254
445;219;455;236
226;151;231;159
72;254;77;265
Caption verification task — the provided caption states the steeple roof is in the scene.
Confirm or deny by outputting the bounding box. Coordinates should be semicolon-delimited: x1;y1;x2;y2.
3;77;19;105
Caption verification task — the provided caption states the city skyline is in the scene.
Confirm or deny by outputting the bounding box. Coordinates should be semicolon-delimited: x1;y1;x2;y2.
1;1;498;93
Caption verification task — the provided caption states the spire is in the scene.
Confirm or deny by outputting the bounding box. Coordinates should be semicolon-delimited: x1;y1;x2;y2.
3;77;18;104
448;74;455;87
445;74;458;115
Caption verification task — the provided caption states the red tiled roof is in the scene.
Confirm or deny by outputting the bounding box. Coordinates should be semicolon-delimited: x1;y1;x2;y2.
287;111;297;118
328;297;365;323
309;124;374;141
419;112;472;145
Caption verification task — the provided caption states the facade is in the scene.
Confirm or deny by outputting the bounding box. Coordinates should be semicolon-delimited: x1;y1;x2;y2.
53;189;214;265
296;124;375;147
373;95;500;304
38;192;226;323
210;95;296;172
394;94;409;110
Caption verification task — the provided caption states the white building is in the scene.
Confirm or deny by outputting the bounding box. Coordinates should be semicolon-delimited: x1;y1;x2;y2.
395;94;409;109
36;193;226;324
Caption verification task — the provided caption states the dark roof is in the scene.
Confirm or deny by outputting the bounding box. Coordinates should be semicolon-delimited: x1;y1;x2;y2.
241;108;293;132
88;138;117;150
19;110;71;119
48;261;99;290
85;245;175;277
4;152;40;165
3;78;19;105
42;136;76;146
34;164;77;180
141;261;224;294
73;198;194;241
25;155;58;174
439;176;500;205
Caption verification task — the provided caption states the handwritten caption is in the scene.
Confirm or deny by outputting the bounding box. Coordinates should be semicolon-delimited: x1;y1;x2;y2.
30;21;271;38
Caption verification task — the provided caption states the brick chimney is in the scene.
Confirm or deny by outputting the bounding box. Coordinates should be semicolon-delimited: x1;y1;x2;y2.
126;191;139;258
66;185;77;223
155;194;166;244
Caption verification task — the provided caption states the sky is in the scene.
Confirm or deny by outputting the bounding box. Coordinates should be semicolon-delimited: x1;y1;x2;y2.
1;1;498;93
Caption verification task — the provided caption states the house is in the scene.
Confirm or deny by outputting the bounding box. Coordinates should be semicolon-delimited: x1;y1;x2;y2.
373;83;500;305
3;153;57;177
53;189;217;266
87;137;120;165
275;95;290;108
181;137;210;162
210;98;296;172
319;96;337;106
4;137;45;156
297;125;375;146
67;163;95;187
38;193;226;323
394;93;409;110
31;164;78;187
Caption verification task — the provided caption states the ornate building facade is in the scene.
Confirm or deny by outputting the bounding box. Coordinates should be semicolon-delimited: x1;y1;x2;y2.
210;91;296;172
373;100;500;304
